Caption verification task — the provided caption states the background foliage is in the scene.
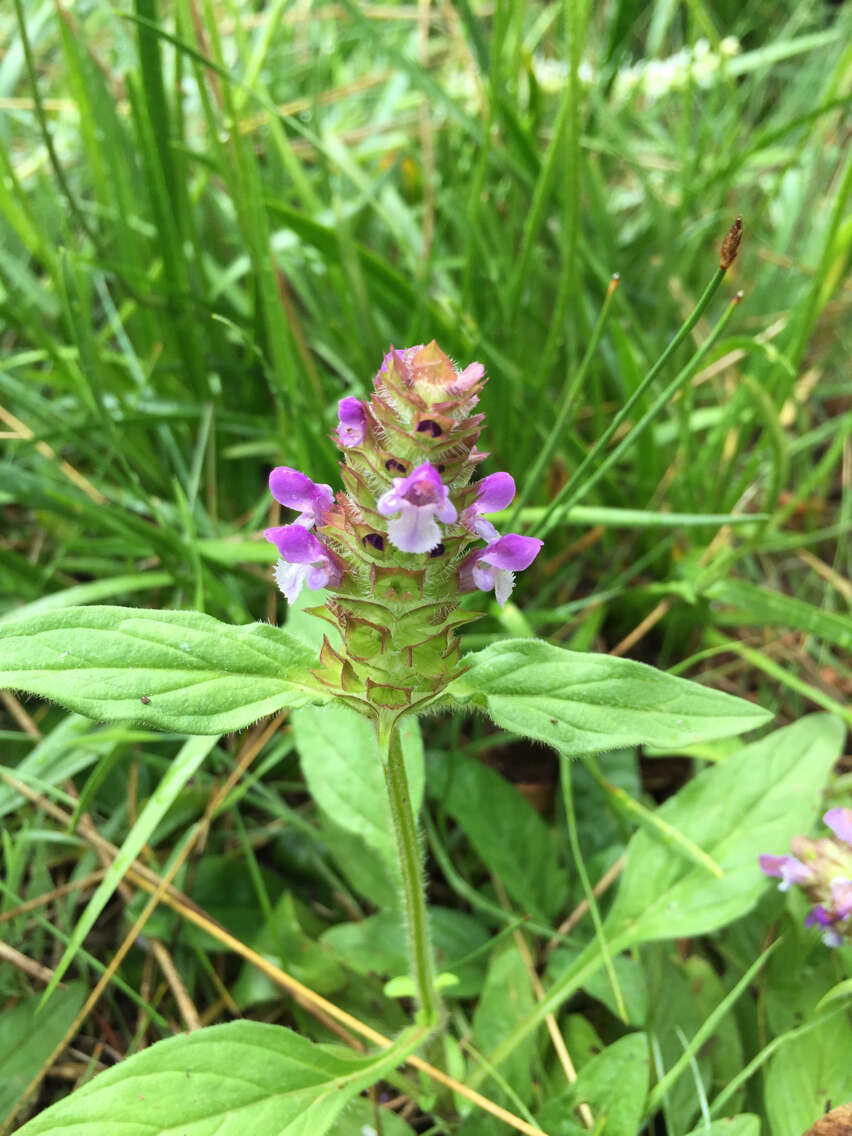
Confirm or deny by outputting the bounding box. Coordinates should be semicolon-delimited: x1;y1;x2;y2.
0;0;850;1132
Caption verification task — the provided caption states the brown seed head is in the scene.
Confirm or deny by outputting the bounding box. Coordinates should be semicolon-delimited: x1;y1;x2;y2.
720;216;743;270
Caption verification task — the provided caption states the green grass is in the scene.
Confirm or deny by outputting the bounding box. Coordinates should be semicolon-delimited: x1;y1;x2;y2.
0;0;850;1133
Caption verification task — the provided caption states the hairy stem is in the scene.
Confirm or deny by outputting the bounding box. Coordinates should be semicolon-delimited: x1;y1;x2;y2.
381;718;442;1026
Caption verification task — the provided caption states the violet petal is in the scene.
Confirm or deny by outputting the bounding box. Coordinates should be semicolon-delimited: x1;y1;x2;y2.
475;472;515;514
376;487;403;517
386;501;443;554
472;515;500;542
264;524;326;563
273;560;308;604
831;879;852;919
758;853;813;890
480;533;543;572
397;462;446;506
269;467;333;523
824;807;852;845
336;397;367;447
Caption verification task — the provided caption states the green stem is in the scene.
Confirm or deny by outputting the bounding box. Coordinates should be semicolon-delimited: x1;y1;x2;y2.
537;282;742;539
381;718;442;1026
534;264;728;537
510;273;620;526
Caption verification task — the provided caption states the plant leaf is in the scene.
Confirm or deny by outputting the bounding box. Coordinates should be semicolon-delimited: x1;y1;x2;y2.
474;716;846;1081
684;1119;761;1136
764;1013;852;1136
293;703;424;880
446;640;771;755
471;943;537;1106
322;906;490;999
428;748;566;920
0;606;324;733
706;577;852;652
535;1033;650;1136
605;714;845;942
0;985;86;1128
14;1021;426;1136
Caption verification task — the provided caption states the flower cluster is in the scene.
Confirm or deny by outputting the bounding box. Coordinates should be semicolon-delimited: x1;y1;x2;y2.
263;343;543;716
760;807;852;948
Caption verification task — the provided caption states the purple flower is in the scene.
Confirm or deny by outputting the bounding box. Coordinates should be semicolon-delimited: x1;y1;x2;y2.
759;854;815;892
336;398;367;448
804;894;850;947
831;878;852;920
263;524;342;603
269;467;333;528
459;533;543;607
461;472;516;541
376;461;458;554
805;905;835;928
824;807;852;845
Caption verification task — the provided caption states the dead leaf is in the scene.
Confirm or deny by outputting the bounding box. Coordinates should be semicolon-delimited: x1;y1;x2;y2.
802;1104;852;1135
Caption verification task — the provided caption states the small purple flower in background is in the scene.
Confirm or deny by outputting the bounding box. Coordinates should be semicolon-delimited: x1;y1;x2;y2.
760;807;852;947
336;397;367;448
460;533;543;607
461;472;516;541
377;461;458;554
264;524;342;603
824;807;852;844
758;854;814;891
269;467;333;528
805;879;852;948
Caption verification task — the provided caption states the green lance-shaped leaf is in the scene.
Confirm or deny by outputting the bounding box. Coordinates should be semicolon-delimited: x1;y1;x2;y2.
445;639;772;754
14;1020;427;1136
604;713;845;942
471;715;845;1084
0;606;326;734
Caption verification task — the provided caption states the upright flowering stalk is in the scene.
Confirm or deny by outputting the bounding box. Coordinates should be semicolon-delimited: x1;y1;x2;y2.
264;342;542;1025
760;807;852;947
264;341;543;725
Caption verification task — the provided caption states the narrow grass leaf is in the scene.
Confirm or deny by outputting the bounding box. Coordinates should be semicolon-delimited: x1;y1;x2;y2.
705;578;852;652
42;734;218;999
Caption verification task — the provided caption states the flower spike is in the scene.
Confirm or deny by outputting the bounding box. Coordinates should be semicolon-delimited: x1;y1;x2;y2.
263;341;543;715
